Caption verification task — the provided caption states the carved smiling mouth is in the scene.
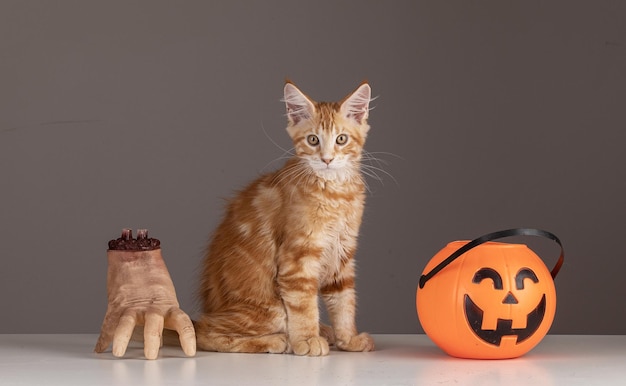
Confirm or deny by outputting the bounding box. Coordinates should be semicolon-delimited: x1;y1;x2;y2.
464;294;546;346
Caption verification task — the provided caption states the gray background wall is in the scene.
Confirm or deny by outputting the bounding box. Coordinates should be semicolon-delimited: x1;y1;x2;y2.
1;1;625;334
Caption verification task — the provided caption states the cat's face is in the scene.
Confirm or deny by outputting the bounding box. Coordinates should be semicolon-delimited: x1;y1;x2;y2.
284;82;371;181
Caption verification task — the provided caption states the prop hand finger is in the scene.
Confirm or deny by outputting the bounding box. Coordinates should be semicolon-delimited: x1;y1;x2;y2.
165;308;197;357
94;308;121;353
143;312;165;360
112;309;139;357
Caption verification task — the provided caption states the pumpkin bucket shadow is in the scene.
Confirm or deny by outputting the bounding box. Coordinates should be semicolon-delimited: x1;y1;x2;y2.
416;228;564;359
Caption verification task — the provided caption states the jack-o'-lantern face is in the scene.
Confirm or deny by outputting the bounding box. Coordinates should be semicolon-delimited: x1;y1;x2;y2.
417;241;558;359
464;267;546;346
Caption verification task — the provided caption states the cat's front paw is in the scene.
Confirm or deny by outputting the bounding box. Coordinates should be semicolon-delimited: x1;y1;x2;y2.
292;336;329;356
336;332;375;352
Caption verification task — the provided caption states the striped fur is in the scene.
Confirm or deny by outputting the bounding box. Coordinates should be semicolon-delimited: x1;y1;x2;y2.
195;82;375;356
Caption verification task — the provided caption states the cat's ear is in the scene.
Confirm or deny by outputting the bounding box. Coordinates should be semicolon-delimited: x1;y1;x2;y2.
283;82;316;125
340;82;371;124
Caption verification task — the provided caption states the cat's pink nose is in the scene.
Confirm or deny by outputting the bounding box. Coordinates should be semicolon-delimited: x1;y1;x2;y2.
322;158;334;165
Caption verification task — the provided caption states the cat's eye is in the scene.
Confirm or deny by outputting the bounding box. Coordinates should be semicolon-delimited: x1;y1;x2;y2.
336;134;349;145
307;134;320;146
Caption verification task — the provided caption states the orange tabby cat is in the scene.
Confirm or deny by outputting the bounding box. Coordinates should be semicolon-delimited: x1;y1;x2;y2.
195;81;375;356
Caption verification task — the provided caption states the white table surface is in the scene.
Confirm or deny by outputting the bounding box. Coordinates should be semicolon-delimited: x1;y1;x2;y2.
0;334;624;385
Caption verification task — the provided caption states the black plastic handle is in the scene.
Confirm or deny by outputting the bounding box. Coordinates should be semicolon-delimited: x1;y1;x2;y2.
418;228;564;289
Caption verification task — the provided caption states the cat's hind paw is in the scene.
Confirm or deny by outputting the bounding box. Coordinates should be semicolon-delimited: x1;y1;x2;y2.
319;323;336;345
292;336;330;356
336;332;375;352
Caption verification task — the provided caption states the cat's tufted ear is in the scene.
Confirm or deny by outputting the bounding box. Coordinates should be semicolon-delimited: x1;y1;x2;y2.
284;82;316;125
340;82;371;124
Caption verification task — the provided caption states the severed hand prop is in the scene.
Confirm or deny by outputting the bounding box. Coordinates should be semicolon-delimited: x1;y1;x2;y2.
94;229;196;359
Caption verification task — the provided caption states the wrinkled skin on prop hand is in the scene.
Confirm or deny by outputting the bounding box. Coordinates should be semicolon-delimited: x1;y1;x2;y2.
94;229;196;359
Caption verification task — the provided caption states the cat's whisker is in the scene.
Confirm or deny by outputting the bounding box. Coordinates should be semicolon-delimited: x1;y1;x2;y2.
362;163;399;187
360;166;384;184
360;155;388;174
261;151;296;173
359;173;374;195
363;151;404;160
360;154;389;163
360;154;390;165
278;166;301;185
260;121;294;155
361;150;402;170
352;159;382;190
258;121;298;173
271;161;310;188
358;150;400;188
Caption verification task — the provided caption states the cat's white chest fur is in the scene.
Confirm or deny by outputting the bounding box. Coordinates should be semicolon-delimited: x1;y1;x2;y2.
313;191;362;279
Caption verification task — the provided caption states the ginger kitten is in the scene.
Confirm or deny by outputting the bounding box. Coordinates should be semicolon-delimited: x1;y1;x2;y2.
195;81;375;356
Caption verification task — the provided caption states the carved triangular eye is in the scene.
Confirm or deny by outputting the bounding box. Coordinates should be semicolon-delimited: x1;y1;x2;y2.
515;268;539;289
472;268;503;290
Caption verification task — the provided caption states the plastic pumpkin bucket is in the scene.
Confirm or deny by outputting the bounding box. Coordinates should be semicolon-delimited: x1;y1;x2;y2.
416;228;564;359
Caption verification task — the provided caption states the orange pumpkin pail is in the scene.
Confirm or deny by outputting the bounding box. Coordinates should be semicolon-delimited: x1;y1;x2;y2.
416;228;564;359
